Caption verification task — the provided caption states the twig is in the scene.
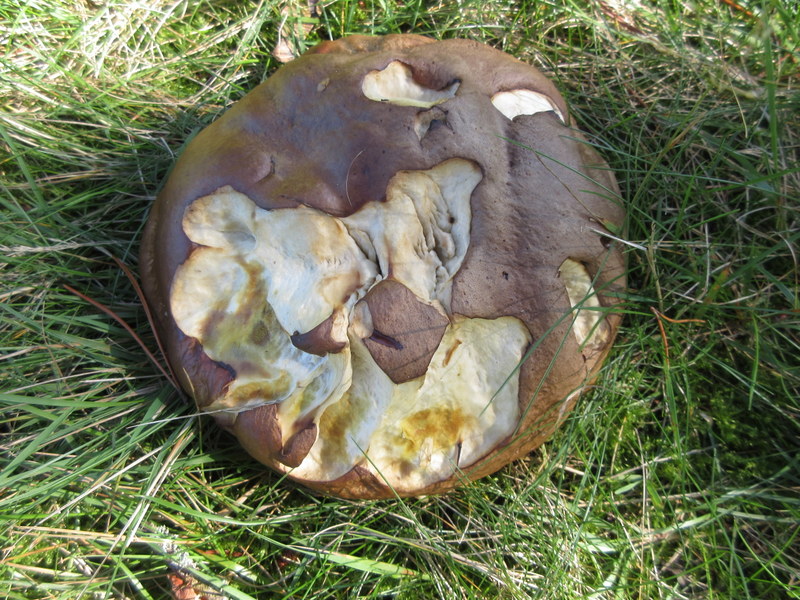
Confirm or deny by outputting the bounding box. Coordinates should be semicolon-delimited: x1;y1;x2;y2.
112;257;180;388
63;281;179;391
650;307;706;365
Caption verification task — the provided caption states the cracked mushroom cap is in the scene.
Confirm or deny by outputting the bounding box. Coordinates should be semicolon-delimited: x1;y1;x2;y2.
140;34;626;499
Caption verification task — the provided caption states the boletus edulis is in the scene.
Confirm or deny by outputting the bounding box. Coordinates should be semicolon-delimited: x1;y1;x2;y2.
140;34;626;499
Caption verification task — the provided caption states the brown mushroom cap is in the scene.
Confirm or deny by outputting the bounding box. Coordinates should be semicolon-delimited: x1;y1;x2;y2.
140;34;626;499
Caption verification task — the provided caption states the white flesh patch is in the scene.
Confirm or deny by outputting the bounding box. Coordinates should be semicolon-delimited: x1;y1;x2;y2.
343;158;481;307
363;317;530;491
174;187;367;439
491;89;565;124
362;61;459;107
558;258;609;350
181;188;377;337
283;316;530;487
171;162;532;486
171;246;352;442
285;332;401;481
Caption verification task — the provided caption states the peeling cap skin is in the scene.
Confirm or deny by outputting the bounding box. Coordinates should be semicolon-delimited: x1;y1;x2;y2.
140;34;626;499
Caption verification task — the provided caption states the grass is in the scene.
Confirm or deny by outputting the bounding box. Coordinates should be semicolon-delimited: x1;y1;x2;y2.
1;0;798;598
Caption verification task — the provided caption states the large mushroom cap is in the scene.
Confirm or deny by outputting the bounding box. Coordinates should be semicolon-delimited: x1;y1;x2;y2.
140;34;626;499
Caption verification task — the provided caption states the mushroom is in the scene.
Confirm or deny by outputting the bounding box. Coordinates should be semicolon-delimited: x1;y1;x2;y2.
140;34;626;499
